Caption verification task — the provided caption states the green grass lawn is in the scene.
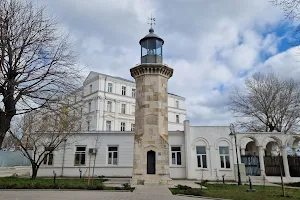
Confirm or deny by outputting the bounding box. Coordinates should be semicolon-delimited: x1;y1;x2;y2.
170;183;300;200
0;177;129;190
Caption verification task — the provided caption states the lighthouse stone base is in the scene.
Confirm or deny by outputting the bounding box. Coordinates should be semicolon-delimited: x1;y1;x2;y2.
130;64;173;186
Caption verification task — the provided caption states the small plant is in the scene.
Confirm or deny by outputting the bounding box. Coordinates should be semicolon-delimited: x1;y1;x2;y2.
122;183;131;190
184;188;204;196
175;184;192;190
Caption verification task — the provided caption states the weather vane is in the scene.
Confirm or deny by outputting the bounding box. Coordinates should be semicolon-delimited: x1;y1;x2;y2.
147;13;155;28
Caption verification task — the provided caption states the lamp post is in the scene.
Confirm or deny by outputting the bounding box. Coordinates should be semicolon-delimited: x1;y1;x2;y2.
230;123;242;185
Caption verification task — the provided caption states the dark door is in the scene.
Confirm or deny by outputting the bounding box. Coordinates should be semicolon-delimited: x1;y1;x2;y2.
147;150;155;174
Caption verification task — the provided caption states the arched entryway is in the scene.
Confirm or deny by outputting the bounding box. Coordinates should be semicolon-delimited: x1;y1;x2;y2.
147;150;156;174
241;141;260;176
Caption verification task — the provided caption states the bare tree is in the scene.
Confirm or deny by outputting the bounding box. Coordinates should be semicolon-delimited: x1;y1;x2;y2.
9;99;85;179
271;0;300;21
0;0;82;146
229;72;300;133
1;133;18;149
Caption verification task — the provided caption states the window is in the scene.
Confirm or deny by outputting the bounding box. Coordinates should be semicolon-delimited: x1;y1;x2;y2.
122;86;126;96
89;84;92;94
131;124;135;131
176;114;180;123
106;121;112;131
75;146;86;166
43;151;53;166
132;88;136;98
120;122;125;131
196;146;207;168
219;146;230;169
132;105;135;115
108;83;113;93
171;146;181;165
87;121;90;131
176;100;179;108
107;101;112;112
121;103;126;114
88;102;91;112
108;146;118;165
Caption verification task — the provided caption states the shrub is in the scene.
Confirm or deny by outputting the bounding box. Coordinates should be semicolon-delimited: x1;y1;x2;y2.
122;183;131;190
184;188;204;196
175;184;192;190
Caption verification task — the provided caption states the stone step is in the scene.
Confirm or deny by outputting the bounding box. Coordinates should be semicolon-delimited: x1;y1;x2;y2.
144;180;160;186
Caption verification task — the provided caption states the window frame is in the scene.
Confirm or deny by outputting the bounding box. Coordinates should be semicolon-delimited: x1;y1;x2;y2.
176;114;180;123
88;101;92;112
74;146;86;166
107;146;118;165
107;101;112;112
175;100;179;108
131;123;135;131
171;146;182;166
87;121;90;131
196;146;207;169
219;146;230;169
43;151;54;166
121;103;126;114
106;120;112;131
121;86;126;96
107;83;113;93
132;88;136;98
89;84;92;94
120;122;125;131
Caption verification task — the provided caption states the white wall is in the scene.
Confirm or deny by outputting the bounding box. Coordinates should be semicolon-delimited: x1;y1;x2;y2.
186;125;236;181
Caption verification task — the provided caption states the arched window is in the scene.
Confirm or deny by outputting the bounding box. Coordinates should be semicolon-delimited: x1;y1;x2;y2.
218;140;230;169
193;138;209;169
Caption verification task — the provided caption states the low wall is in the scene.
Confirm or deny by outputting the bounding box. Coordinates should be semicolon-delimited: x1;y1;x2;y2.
267;176;300;183
0;166;31;177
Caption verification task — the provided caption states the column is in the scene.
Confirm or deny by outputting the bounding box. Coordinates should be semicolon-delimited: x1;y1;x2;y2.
184;120;192;179
241;148;246;156
258;146;266;177
281;146;290;177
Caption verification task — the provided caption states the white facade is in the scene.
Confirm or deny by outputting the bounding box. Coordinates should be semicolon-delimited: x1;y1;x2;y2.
73;71;186;132
37;120;300;182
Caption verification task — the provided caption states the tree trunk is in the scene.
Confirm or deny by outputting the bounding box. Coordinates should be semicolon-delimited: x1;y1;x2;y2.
0;113;12;147
31;164;39;179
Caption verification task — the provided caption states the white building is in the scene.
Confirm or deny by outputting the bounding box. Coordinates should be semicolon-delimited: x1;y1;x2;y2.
74;71;186;132
37;121;300;183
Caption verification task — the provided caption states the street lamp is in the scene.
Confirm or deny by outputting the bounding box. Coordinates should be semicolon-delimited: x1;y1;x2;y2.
229;123;242;185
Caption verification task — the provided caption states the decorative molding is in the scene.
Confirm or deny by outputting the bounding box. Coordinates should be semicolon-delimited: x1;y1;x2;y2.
130;63;173;79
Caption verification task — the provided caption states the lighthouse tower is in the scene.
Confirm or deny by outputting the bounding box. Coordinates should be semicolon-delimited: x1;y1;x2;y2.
130;25;173;185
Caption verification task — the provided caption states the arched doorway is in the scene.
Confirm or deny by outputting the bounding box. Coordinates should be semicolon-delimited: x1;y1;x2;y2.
242;141;260;176
147;150;155;174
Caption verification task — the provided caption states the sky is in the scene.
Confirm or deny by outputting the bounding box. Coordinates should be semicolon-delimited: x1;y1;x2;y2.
39;0;300;126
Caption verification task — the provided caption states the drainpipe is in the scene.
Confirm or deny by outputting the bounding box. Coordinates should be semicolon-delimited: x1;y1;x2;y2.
61;139;67;177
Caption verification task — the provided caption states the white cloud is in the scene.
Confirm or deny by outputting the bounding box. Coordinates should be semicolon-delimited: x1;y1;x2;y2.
40;0;295;126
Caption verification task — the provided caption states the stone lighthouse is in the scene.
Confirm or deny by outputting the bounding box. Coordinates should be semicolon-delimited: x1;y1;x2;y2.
130;26;173;185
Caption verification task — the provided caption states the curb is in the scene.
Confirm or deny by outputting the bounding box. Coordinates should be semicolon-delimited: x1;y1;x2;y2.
175;194;230;200
0;189;132;192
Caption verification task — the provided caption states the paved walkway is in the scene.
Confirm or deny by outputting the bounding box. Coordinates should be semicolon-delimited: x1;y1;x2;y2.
0;190;211;200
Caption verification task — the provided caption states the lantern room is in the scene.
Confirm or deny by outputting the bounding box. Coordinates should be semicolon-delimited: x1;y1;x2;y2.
139;27;164;64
